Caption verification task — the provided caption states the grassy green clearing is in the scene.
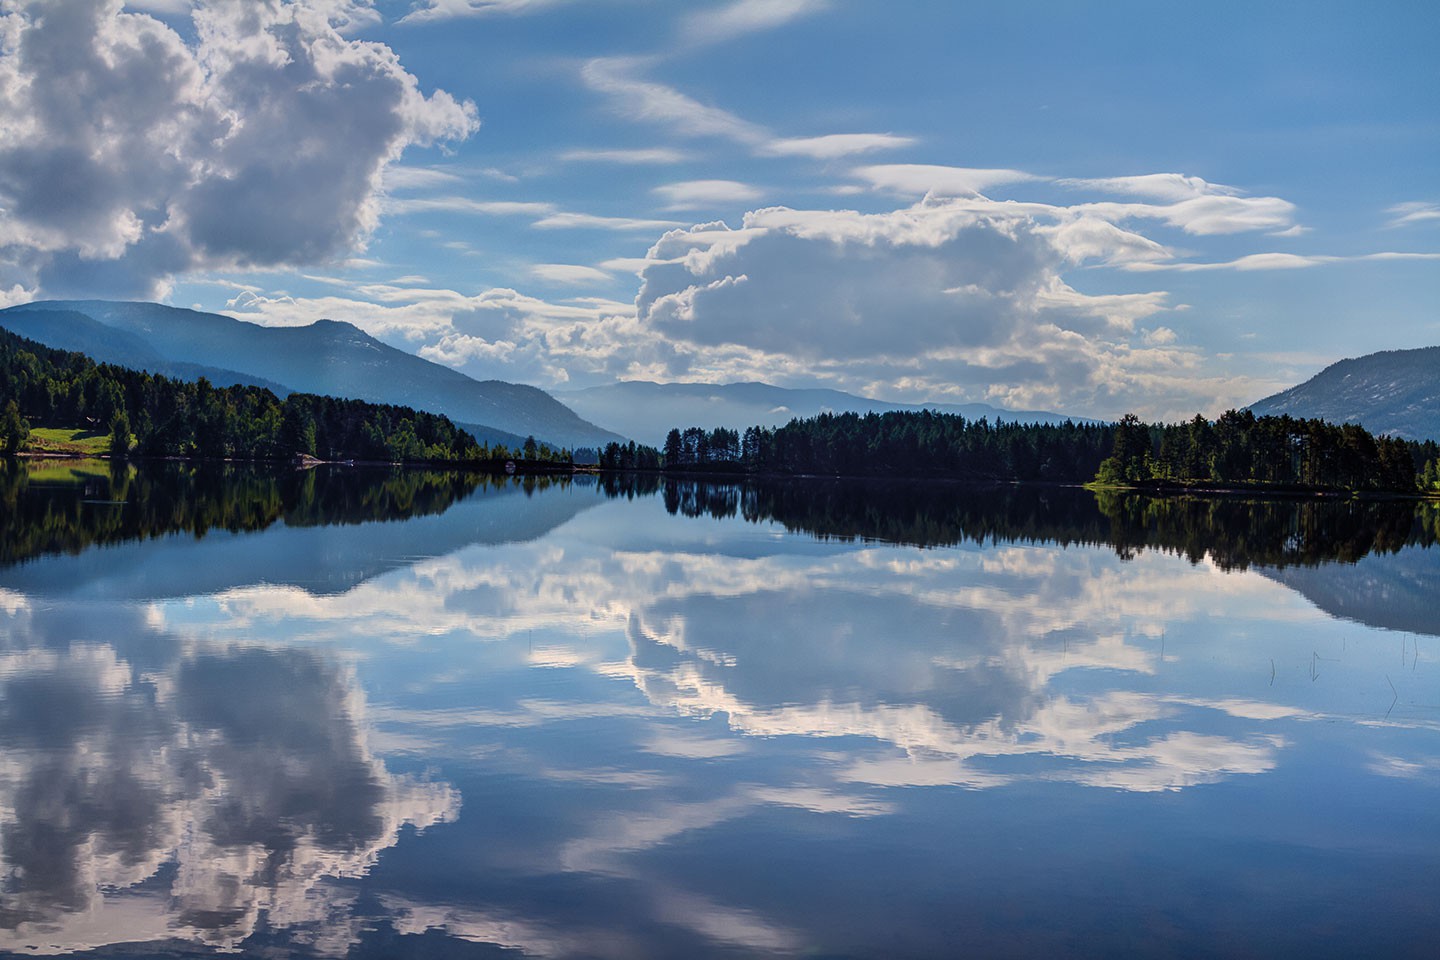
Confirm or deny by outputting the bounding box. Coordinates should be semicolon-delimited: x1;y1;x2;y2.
25;426;112;457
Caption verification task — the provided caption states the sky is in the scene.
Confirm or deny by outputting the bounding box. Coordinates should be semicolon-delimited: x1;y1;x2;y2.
0;0;1435;420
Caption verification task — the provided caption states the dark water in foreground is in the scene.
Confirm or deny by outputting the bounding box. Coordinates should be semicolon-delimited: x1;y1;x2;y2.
1;461;1437;958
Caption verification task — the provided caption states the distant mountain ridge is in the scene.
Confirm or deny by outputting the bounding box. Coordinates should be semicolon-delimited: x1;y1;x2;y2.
0;300;623;449
0;308;293;395
1247;346;1440;441
554;380;1093;446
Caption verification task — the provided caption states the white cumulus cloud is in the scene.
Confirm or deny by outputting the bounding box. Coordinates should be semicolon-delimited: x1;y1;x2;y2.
628;194;1268;417
0;0;477;299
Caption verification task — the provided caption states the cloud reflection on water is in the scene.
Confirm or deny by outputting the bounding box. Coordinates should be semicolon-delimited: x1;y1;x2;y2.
200;535;1314;797
0;605;456;956
3;480;1438;957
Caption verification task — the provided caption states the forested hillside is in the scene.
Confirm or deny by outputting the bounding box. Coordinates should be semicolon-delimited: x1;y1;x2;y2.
0;326;492;463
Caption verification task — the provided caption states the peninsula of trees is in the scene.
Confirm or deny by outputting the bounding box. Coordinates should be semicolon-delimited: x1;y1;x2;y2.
0;327;569;465
603;409;1434;494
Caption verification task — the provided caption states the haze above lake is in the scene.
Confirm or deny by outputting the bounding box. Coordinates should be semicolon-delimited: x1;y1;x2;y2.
1;463;1437;958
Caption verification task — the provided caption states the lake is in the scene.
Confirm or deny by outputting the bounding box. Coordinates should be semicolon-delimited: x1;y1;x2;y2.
1;460;1438;958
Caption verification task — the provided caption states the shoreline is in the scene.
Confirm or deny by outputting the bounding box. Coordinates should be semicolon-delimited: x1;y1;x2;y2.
9;449;586;476
7;453;1437;501
597;466;1436;501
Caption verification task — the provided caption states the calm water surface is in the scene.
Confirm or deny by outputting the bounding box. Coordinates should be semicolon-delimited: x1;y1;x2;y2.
1;462;1438;958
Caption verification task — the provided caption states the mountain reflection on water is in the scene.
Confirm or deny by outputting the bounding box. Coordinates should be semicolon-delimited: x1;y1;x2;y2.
0;464;1437;958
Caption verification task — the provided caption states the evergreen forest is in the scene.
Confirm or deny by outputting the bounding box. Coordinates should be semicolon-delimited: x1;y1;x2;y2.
0;326;567;464
646;409;1432;493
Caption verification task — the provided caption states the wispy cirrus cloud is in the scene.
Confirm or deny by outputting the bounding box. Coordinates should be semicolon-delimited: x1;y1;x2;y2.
852;167;1298;236
530;264;616;285
761;133;917;159
853;164;1040;198
1057;175;1299;235
1386;201;1440;228
560;147;691;165
1127;251;1440;272
400;0;829;41
384;166;469;191
1076;195;1298;236
680;0;829;45
563;4;910;166
580;58;915;161
384;165;518;190
1056;173;1244;202
385;197;557;218
531;211;684;232
581;58;770;144
397;0;575;23
653;180;764;210
384;196;681;231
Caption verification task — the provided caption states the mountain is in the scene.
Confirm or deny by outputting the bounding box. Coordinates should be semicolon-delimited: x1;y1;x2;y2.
1247;346;1440;441
553;380;1093;446
0;308;292;395
0;300;624;449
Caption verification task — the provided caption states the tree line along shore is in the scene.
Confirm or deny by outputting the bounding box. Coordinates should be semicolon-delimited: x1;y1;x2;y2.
601;411;1438;494
3;324;1437;493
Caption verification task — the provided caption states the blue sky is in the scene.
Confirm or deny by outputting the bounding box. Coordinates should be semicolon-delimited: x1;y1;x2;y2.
0;0;1436;419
